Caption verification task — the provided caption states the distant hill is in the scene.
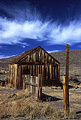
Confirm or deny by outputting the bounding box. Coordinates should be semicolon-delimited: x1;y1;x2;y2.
0;50;81;82
50;50;81;81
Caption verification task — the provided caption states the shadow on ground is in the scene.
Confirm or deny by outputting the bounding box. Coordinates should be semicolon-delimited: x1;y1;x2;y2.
42;93;62;102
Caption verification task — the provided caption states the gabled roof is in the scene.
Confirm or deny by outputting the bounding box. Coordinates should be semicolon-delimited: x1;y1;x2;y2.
10;46;60;64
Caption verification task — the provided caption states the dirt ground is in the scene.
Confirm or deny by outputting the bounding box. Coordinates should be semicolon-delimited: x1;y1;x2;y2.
0;84;81;120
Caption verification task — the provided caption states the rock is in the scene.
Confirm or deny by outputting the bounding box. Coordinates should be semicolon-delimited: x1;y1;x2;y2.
8;93;17;98
75;87;79;89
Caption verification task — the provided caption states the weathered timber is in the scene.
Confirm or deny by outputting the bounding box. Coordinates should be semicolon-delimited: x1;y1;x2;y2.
9;46;60;88
63;44;69;116
38;74;42;99
18;62;45;65
42;65;45;86
18;65;22;89
14;64;18;88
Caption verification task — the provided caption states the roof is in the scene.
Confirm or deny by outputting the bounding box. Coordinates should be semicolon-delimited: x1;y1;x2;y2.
10;46;60;64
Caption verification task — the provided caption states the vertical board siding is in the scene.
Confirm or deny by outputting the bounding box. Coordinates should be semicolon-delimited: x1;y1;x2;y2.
9;48;60;88
14;64;18;88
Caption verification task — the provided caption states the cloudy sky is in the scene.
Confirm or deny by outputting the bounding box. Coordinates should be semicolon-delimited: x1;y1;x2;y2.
0;0;81;58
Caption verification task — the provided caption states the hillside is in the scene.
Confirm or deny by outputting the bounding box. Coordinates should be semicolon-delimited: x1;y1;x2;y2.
0;50;81;82
50;50;81;81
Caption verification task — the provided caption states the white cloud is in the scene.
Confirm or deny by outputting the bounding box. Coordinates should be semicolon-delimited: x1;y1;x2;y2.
48;21;81;45
0;55;11;59
48;50;60;53
0;17;81;46
0;17;50;44
0;1;81;47
0;54;17;59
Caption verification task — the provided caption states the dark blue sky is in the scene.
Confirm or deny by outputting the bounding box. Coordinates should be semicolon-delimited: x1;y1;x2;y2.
0;0;81;58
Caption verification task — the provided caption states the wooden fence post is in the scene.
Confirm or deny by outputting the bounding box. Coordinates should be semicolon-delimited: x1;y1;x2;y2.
63;44;69;116
38;74;42;100
23;79;25;90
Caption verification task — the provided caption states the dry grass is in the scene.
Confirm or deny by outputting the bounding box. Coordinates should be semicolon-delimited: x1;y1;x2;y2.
0;87;79;120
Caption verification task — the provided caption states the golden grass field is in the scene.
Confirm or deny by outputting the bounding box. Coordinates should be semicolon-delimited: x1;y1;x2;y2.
0;83;81;120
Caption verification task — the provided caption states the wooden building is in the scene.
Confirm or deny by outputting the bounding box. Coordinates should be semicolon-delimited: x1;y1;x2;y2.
8;46;61;89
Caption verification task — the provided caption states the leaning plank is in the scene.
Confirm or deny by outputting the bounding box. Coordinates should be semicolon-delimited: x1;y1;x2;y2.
38;74;42;99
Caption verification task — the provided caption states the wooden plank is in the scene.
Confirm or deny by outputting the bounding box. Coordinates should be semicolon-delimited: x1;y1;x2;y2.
33;76;35;94
56;65;58;85
18;65;22;89
32;76;34;94
35;76;38;98
31;65;33;76
42;65;45;86
52;59;55;85
43;52;45;63
36;51;39;62
28;65;30;74
55;65;57;85
8;65;10;83
33;65;36;76
38;74;42;99
30;65;32;76
48;65;50;81
36;65;38;76
11;65;13;84
28;74;31;91
13;65;15;86
42;51;44;63
39;49;42;62
30;76;33;93
50;65;52;80
14;64;18;88
46;53;48;65
23;79;26;90
34;53;36;62
40;65;42;74
45;65;48;85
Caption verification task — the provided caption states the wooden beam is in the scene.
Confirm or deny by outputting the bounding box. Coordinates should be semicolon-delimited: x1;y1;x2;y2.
18;62;45;65
63;44;69;116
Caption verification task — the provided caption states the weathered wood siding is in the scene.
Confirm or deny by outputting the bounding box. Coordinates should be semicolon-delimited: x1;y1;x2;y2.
9;47;60;88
